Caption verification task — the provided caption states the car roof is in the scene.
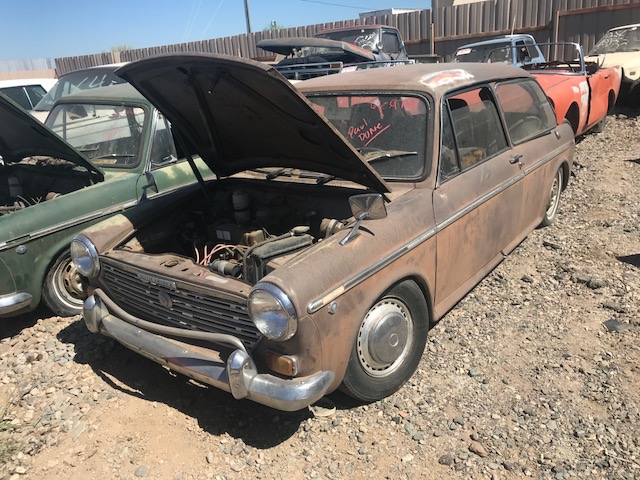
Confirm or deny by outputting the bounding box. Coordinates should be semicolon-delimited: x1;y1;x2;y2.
52;83;150;105
457;34;534;49
607;23;640;32
62;62;128;76
0;78;57;90
295;62;531;99
316;24;395;33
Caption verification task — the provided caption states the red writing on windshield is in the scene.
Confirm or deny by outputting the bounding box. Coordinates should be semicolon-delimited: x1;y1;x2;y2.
348;118;391;147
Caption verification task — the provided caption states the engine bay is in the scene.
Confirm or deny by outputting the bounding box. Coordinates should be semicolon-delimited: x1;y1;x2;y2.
0;158;93;216
120;181;359;285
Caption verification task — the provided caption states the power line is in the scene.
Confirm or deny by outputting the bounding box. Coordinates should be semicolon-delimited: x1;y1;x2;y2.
200;0;226;39
299;0;372;10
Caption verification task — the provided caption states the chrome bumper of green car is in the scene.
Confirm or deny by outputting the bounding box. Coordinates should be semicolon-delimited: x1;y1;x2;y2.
0;292;32;316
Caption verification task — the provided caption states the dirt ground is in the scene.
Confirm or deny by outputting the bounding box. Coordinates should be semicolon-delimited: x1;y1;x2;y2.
1;107;639;480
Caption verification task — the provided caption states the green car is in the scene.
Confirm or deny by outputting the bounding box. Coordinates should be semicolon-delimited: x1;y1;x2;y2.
0;84;209;317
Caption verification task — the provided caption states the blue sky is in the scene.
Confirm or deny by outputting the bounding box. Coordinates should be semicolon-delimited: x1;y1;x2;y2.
1;1;431;60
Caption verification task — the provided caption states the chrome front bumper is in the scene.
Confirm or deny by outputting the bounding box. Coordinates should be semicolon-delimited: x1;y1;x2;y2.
83;290;334;411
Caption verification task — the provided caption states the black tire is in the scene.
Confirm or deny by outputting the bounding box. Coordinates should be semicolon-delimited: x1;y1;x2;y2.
42;250;87;316
539;167;563;227
340;280;429;402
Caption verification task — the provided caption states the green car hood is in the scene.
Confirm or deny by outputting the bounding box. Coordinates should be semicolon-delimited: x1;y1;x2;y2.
0;94;104;181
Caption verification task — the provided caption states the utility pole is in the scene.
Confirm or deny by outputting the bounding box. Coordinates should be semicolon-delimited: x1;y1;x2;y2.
244;0;252;34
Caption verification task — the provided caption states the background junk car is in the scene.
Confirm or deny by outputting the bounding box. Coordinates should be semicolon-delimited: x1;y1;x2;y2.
72;55;574;411
586;23;640;105
0;84;208;318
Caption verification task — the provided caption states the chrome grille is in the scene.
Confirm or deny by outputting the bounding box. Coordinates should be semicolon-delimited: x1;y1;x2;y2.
100;259;261;349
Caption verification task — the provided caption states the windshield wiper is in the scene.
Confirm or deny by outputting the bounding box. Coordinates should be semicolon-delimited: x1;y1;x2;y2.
265;167;293;180
361;150;418;162
94;153;135;159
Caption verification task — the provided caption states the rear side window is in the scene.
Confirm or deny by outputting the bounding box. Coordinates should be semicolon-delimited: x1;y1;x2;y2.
442;86;508;174
0;87;31;110
495;79;556;144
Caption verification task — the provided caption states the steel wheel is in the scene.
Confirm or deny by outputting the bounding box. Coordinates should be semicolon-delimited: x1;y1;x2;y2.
540;167;563;227
42;250;87;316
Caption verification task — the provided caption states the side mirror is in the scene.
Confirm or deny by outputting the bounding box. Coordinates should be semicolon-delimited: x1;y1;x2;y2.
140;171;158;201
340;193;387;245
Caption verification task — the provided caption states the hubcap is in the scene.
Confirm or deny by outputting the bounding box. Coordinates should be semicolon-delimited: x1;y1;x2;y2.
357;299;413;377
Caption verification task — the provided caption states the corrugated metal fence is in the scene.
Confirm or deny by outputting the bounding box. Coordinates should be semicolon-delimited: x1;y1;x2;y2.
4;0;639;76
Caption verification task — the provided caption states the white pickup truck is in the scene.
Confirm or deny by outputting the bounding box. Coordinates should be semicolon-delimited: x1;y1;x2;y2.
454;34;546;66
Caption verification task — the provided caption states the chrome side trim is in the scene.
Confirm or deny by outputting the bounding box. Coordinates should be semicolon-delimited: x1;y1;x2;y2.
0;200;137;254
307;142;572;314
307;227;436;314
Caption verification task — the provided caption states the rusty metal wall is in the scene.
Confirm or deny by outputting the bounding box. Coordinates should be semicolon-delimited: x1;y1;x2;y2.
39;1;640;75
434;0;640;60
558;2;640;52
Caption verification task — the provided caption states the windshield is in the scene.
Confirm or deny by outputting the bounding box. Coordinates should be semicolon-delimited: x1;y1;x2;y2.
455;41;513;63
33;68;125;112
589;26;640;54
307;94;428;180
315;28;381;51
46;103;146;169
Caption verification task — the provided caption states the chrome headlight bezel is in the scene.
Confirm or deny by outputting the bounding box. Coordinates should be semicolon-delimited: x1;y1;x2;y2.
248;283;298;341
70;234;100;278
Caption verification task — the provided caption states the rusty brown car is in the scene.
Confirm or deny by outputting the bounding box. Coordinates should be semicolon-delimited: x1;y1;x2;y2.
71;55;574;411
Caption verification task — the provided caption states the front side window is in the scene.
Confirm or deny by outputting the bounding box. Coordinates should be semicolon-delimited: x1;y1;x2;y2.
150;115;179;168
47;103;146;169
382;31;401;54
308;94;429;180
24;85;46;107
445;86;508;171
495;79;556;144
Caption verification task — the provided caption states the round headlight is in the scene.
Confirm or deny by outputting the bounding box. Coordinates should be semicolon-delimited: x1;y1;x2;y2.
70;235;100;278
248;283;297;341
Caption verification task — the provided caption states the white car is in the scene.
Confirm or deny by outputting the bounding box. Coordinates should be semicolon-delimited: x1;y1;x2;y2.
586;23;640;104
0;78;56;110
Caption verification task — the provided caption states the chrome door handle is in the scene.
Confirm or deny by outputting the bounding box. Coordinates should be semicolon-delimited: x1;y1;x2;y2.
509;154;523;164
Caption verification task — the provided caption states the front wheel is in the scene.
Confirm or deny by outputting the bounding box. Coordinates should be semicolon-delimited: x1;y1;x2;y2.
42;250;87;317
539;167;563;227
340;280;429;402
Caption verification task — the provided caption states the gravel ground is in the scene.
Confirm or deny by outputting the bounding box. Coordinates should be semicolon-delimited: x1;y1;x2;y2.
1;108;639;480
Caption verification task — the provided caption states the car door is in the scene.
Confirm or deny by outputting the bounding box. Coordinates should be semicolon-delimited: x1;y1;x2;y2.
432;85;524;316
585;69;611;128
494;78;564;237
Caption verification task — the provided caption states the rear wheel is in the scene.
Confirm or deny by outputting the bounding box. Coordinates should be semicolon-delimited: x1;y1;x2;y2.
539;167;563;227
42;250;87;317
340;281;429;402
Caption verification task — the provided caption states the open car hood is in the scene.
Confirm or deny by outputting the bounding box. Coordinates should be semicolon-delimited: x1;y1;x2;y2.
0;94;104;180
257;37;378;61
116;54;389;193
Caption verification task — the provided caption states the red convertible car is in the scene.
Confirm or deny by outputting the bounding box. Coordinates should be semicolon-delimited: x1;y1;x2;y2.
522;43;622;136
